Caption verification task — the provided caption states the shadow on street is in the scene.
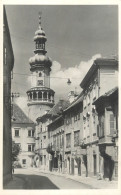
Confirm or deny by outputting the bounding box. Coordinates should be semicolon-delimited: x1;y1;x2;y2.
11;174;59;189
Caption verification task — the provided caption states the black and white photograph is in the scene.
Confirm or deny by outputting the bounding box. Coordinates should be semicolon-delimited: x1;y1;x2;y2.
2;1;119;192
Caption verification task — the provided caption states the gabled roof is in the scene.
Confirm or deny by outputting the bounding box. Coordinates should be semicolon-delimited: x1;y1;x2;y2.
12;104;34;124
36;99;70;122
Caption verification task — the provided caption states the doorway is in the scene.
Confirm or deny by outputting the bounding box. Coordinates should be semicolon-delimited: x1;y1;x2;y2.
93;154;97;176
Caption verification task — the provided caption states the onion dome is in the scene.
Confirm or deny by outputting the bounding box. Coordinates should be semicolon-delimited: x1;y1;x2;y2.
29;53;52;66
34;13;47;42
34;27;47;42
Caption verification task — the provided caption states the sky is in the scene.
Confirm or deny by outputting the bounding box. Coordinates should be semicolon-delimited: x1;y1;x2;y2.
5;5;118;114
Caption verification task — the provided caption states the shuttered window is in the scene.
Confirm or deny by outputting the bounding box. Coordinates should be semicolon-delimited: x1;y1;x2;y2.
110;114;114;135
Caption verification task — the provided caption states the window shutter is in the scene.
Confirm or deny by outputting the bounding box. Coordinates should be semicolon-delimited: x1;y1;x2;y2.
110;114;114;135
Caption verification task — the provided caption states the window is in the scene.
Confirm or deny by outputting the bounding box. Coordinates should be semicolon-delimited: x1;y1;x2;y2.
38;80;43;86
28;130;34;137
78;113;80;120
28;130;31;137
40;125;42;132
28;145;31;151
22;159;26;164
98;115;104;137
110;114;114;135
39;72;42;77
74;115;77;122
53;135;56;148
28;144;34;152
66;133;71;148
15;129;19;137
32;130;34;137
74;131;80;146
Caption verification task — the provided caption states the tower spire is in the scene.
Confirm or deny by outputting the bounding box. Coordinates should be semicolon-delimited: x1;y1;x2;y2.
38;11;42;29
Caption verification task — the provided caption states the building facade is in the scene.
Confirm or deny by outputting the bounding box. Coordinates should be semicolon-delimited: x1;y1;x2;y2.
3;7;14;186
80;58;118;178
46;94;86;176
27;15;55;122
93;87;118;180
35;100;70;171
12;104;35;168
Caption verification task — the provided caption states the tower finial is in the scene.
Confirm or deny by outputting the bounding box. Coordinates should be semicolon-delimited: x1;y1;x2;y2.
39;11;42;28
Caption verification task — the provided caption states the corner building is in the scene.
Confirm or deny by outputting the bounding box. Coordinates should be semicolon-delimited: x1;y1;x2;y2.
27;15;55;122
80;58;118;178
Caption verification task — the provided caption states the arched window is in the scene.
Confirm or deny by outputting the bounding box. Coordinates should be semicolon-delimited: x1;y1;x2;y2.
39;72;42;77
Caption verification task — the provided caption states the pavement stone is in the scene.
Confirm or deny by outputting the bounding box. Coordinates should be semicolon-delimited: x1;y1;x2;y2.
30;168;118;189
3;168;118;189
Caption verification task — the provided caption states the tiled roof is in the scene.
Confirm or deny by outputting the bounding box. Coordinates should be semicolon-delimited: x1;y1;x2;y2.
102;86;118;97
64;91;83;112
48;99;70;116
36;99;70;122
93;86;118;105
12;104;34;124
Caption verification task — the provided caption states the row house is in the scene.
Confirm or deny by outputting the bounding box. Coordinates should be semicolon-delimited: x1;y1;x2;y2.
35;99;70;171
47;93;87;176
48;116;64;172
63;93;84;176
80;58;118;179
12;104;35;168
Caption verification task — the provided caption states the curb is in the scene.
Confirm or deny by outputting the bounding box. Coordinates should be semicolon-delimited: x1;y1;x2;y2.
30;169;117;189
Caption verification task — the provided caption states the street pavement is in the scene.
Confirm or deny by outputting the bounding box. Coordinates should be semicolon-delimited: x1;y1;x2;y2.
4;168;92;189
4;168;118;189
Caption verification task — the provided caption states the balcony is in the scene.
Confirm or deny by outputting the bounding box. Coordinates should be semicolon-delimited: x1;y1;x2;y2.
28;98;54;104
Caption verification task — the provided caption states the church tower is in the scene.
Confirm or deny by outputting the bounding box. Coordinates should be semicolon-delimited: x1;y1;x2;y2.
27;14;55;122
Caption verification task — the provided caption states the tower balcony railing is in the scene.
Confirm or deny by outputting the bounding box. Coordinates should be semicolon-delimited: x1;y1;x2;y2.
28;98;54;103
